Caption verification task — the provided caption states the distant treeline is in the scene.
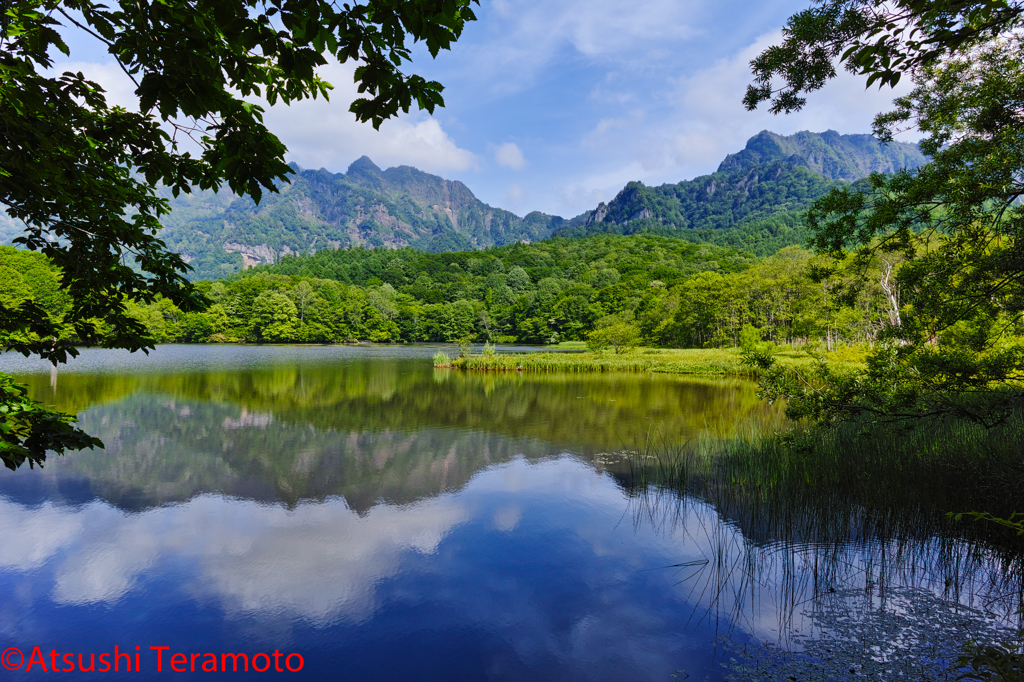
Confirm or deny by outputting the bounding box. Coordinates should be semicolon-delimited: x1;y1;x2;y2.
0;235;907;348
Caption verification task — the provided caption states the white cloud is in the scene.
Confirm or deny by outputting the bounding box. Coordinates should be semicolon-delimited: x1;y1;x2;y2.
46;7;924;223
261;60;478;175
555;161;650;216
453;0;705;95
492;504;522;532
549;0;699;58
494;142;526;169
580;110;647;150
666;31;919;172
0;494;467;624
0;502;85;571
540;31;920;218
505;183;527;204
257;60;479;175
192;497;467;624
49;58;478;177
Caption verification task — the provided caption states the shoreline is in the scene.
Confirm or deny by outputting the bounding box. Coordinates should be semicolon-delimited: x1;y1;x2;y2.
435;347;866;376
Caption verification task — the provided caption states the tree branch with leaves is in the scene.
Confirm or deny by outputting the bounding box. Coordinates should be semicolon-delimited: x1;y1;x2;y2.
0;0;478;468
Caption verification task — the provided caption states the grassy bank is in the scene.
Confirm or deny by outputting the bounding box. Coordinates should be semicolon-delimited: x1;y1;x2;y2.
434;345;866;376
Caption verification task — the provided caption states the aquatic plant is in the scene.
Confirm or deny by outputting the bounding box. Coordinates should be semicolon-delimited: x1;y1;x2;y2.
627;413;1024;680
957;630;1024;682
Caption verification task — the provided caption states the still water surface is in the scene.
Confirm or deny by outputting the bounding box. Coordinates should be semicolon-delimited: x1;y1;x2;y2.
0;346;1016;681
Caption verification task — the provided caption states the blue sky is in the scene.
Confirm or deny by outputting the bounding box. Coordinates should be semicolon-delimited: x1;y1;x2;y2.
54;0;914;219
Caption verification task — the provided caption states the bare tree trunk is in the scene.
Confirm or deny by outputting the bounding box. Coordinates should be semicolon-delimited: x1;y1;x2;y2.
879;258;902;330
822;279;833;352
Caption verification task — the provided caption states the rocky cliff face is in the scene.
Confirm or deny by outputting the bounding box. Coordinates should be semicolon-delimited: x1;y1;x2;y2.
716;130;925;181
563;130;927;241
156;157;563;279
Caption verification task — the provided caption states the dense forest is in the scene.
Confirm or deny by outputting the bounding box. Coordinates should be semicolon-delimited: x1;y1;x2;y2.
0;128;932;353
0;231;921;351
1;130;924;279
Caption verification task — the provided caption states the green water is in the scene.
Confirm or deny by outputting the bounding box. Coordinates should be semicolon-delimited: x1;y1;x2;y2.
0;345;1017;682
9;345;779;510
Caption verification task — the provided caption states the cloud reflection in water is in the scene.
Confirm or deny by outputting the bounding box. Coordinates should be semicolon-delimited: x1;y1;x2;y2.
0;494;468;625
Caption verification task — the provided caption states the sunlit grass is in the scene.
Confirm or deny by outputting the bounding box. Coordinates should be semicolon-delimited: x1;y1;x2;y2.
439;345;867;376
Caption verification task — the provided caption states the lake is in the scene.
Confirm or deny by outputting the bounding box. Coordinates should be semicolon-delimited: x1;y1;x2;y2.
0;345;1018;681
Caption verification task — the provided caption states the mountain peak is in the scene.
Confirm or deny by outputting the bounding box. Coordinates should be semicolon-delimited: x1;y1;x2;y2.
717;130;925;181
144;128;932;280
346;156;385;188
347;156;381;174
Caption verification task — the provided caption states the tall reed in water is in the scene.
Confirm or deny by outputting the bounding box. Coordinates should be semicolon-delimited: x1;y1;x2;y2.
627;413;1024;680
627;410;1024;612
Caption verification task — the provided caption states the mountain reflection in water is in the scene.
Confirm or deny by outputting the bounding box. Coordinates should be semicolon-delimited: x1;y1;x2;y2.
0;346;1017;682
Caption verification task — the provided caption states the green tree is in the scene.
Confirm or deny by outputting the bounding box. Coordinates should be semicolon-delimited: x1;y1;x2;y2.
506;266;531;291
249;291;299;343
744;0;1024;115
360;304;400;342
668;272;732;347
433;300;477;342
291;281;316;323
550;294;594;341
0;0;478;467
587;313;641;354
749;8;1024;425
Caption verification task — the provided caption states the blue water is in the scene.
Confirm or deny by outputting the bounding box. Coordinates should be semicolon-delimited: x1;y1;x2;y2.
0;346;1016;681
1;463;738;680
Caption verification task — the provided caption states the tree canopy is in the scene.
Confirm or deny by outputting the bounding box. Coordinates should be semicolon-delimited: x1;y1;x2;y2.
745;0;1024;114
0;0;478;468
747;3;1024;426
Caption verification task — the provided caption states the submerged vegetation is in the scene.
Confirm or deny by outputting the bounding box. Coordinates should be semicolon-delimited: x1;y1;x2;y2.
626;410;1024;679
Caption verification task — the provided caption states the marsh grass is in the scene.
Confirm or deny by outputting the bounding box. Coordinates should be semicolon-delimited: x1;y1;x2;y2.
628;412;1024;571
443;346;867;375
626;413;1024;679
631;412;1024;529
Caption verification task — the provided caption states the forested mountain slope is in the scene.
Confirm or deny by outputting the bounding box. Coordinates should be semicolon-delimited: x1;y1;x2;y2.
0;130;925;277
717;130;924;181
152;157;565;279
554;130;925;255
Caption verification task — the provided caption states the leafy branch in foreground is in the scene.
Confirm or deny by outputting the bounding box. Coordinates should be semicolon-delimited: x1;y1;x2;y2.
0;0;478;467
956;621;1023;682
745;0;1024;115
952;512;1024;537
751;38;1024;426
0;375;101;471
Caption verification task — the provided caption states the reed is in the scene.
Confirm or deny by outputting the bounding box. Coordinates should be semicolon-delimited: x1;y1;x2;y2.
631;413;1024;538
627;412;1024;680
627;410;1024;609
439;346;866;376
